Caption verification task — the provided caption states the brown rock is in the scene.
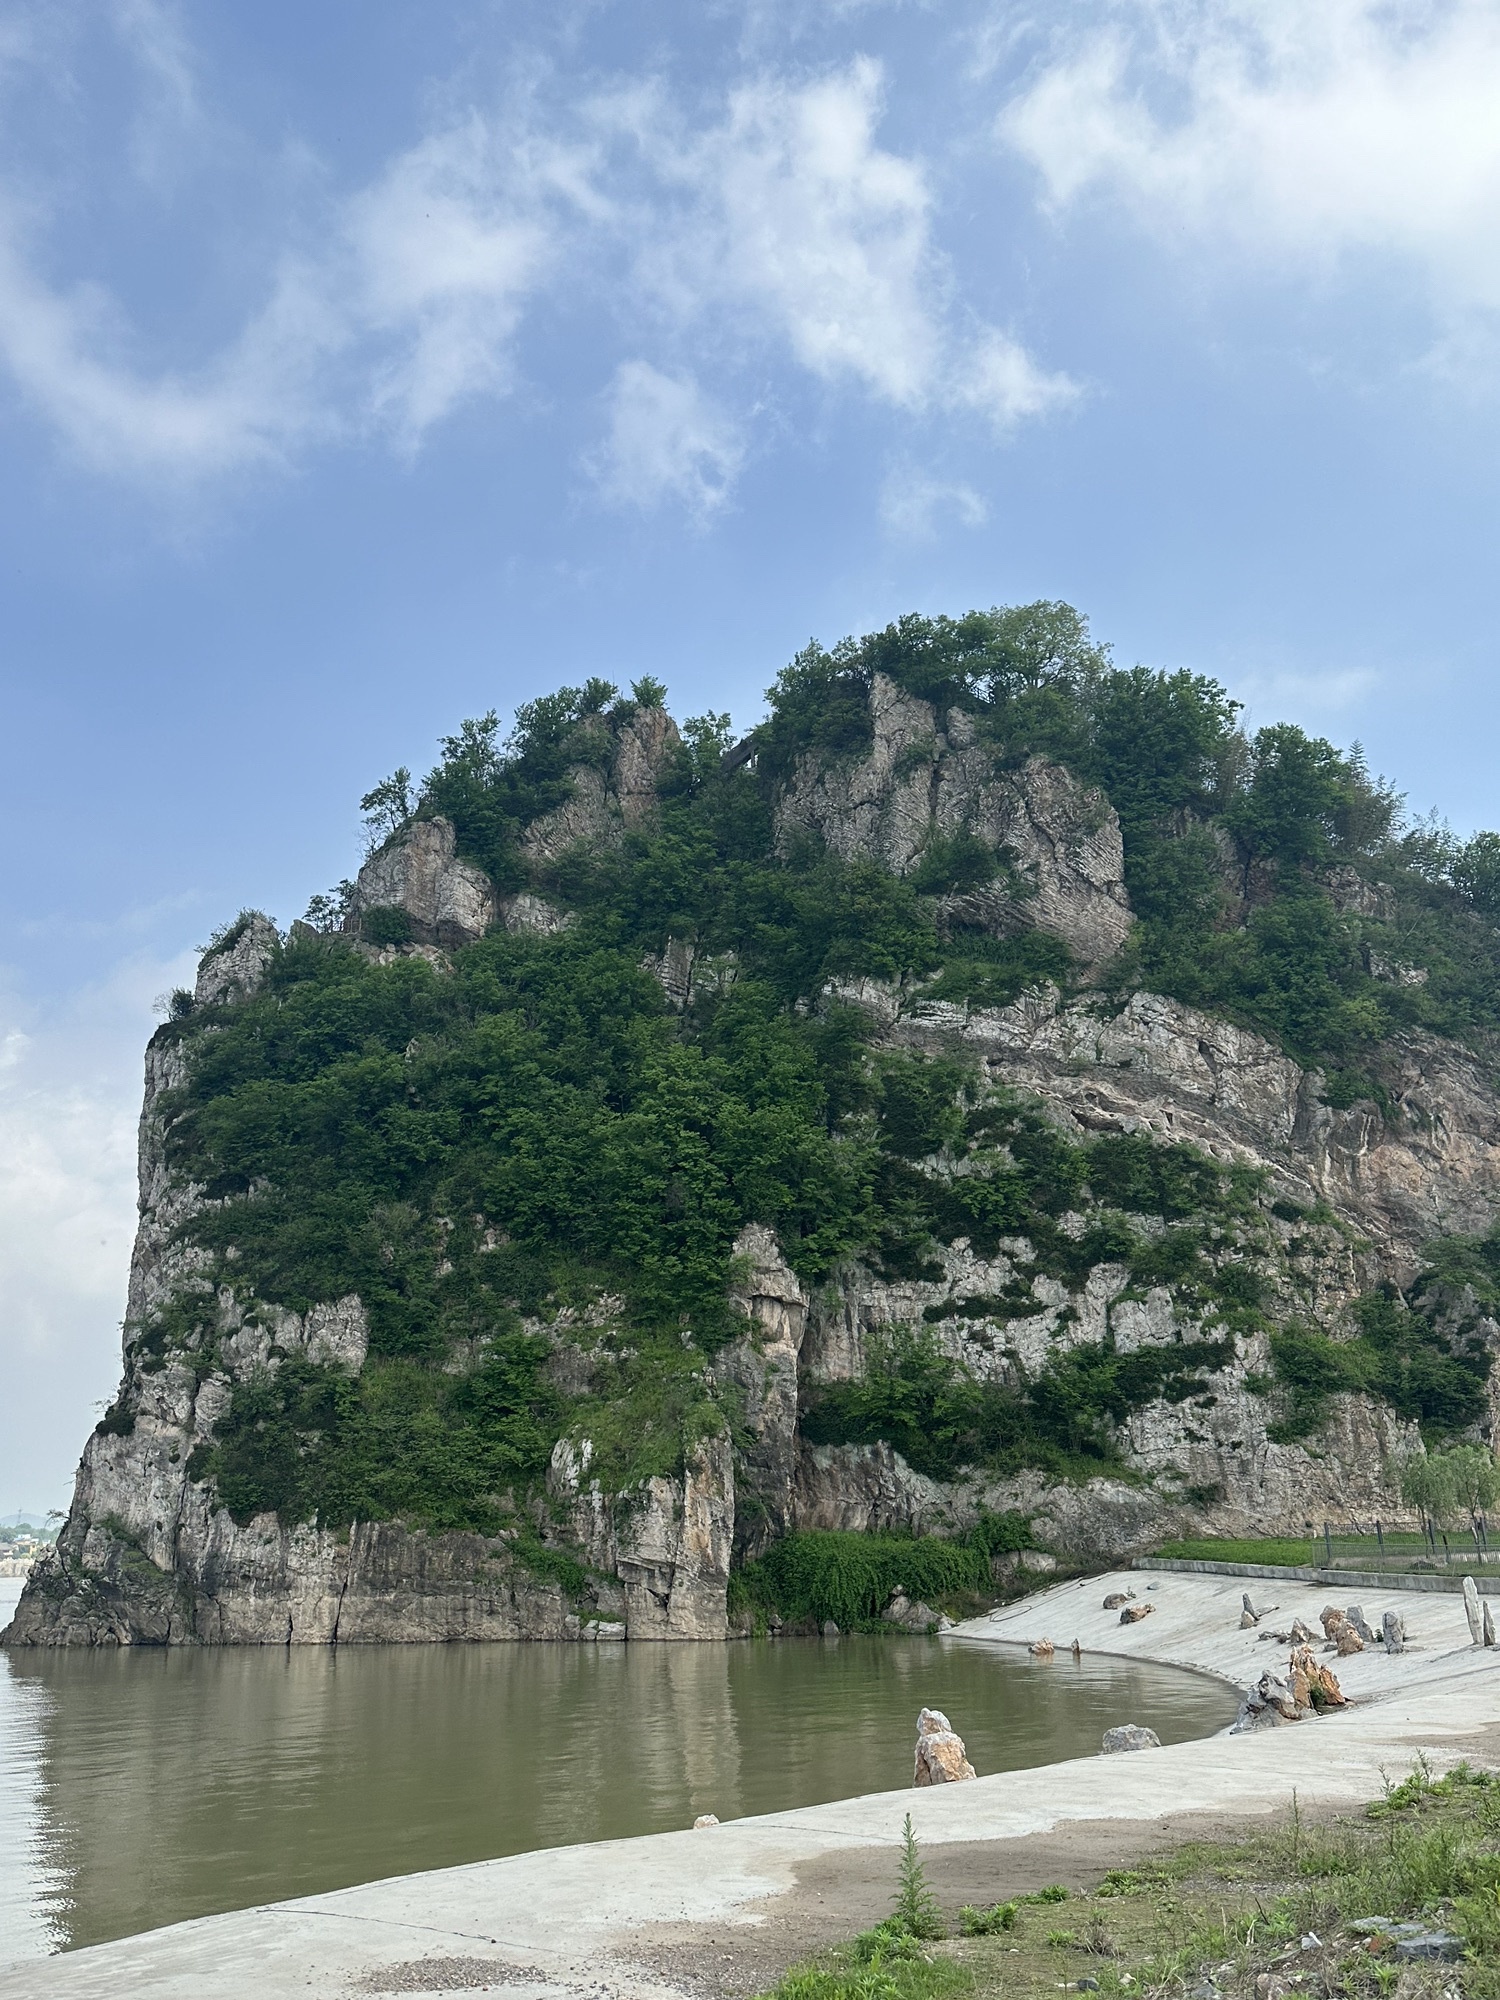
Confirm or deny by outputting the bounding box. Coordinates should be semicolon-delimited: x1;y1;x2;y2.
1102;1592;1131;1610
914;1707;976;1785
1288;1643;1346;1708
1031;1638;1056;1659
1120;1602;1154;1624
1336;1626;1364;1655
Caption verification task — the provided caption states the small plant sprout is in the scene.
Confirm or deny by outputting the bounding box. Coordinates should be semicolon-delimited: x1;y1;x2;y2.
893;1814;943;1940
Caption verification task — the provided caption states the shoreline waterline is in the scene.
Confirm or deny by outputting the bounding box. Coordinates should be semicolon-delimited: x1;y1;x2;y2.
0;1577;1233;1962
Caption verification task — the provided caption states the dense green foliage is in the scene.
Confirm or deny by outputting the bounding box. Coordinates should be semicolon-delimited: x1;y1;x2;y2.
730;1520;1033;1632
801;1326;1236;1481
185;1340;564;1533
158;601;1500;1534
1266;1284;1492;1442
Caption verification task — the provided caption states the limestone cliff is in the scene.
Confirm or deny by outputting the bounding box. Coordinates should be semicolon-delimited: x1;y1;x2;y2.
9;647;1499;1647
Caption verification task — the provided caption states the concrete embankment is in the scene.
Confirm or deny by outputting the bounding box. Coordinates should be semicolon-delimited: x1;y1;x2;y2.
6;1567;1499;2000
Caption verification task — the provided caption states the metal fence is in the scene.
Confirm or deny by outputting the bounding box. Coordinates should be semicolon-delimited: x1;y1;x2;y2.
1301;1523;1495;1574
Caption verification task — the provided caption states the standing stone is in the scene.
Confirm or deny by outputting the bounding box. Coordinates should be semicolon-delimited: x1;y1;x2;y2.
1346;1605;1376;1644
1484;1600;1496;1648
1382;1610;1405;1654
1463;1576;1483;1645
914;1708;976;1785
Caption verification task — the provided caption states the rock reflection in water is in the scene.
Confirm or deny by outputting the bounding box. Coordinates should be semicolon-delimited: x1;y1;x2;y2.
0;1616;1235;1958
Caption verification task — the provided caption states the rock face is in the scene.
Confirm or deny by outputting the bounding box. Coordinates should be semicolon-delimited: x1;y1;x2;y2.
775;675;1131;971
712;1225;809;1560
523;709;680;864
548;1432;734;1642
195;913;280;1007
913;1707;976;1785
13;679;1500;1649
347;816;496;947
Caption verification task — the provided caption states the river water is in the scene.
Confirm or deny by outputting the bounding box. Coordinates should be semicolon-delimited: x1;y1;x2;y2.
0;1576;1235;1960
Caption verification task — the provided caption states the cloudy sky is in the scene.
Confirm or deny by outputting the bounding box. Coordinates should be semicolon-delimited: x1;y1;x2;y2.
3;0;1500;1511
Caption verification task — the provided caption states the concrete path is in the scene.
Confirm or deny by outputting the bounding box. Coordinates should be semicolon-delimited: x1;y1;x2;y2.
6;1569;1499;2000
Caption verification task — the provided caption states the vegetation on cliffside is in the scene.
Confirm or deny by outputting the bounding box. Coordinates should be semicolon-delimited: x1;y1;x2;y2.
148;603;1500;1536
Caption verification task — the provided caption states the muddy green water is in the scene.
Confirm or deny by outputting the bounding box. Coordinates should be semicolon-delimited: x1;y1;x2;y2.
0;1579;1235;1960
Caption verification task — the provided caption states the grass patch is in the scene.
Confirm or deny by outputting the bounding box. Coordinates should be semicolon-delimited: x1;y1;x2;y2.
759;1763;1500;2000
1155;1535;1320;1567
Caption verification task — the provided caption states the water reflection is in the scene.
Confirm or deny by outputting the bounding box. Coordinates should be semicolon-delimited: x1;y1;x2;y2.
0;1582;1235;1959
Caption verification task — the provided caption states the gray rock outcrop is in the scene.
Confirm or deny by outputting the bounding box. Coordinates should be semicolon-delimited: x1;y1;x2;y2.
712;1225;809;1560
346;816;496;947
195;912;279;1008
774;674;1131;971
523;709;680;864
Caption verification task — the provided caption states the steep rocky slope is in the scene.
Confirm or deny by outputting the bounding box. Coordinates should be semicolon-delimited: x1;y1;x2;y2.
10;616;1500;1646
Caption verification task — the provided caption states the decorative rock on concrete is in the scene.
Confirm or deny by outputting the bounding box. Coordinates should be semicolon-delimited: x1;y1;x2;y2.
1101;1725;1161;1754
913;1707;976;1786
1463;1575;1483;1644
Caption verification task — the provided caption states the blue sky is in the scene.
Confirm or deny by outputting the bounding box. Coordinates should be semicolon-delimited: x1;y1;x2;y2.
4;0;1500;1511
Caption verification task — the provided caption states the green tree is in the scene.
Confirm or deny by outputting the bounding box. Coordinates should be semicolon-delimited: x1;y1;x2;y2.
1399;1450;1457;1540
1454;832;1500;916
359;768;414;848
1440;1444;1500;1539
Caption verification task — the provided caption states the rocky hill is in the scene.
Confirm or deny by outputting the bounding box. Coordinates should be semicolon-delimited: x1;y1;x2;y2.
9;603;1500;1645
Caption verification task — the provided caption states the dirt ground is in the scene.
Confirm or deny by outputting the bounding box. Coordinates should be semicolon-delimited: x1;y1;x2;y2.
621;1803;1329;1998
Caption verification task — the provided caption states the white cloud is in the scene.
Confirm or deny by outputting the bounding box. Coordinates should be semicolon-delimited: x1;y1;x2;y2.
0;29;1076;487
0;945;195;1514
879;466;988;537
0;207;337;477
347;118;553;444
953;325;1080;427
604;57;1072;435
704;58;940;403
0;115;556;480
1001;1;1500;327
591;360;744;515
